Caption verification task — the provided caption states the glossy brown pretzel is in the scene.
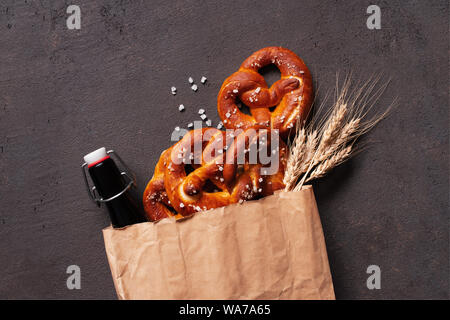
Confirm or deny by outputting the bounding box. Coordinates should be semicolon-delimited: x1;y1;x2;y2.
217;47;313;139
143;147;183;221
163;128;259;216
144;127;289;219
223;128;288;197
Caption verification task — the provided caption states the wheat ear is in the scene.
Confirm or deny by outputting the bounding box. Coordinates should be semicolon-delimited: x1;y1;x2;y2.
284;73;395;191
305;145;352;182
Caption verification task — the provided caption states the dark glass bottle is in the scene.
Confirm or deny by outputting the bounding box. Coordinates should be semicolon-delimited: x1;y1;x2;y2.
85;150;147;228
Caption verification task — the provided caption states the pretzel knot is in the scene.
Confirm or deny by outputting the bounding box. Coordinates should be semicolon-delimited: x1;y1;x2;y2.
217;47;313;139
223;128;288;196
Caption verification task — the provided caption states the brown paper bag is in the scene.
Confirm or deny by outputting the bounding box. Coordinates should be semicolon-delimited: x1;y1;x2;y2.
103;185;335;300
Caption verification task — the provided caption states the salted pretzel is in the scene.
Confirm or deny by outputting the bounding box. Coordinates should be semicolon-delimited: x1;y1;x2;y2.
143;147;184;221
217;47;313;139
223;128;288;198
164;128;269;216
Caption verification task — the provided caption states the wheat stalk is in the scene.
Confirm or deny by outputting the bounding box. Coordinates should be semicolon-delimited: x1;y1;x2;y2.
283;127;306;190
305;145;352;182
315;117;360;163
284;73;395;191
315;103;348;157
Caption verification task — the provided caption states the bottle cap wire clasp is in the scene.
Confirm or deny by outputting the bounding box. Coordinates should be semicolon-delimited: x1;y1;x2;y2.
81;150;136;207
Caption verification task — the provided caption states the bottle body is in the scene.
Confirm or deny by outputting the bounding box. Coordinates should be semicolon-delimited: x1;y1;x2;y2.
88;157;147;228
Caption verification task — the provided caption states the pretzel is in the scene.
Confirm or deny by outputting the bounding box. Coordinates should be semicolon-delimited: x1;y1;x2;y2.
163;128;272;216
223;128;288;197
217;47;313;139
145;126;288;219
143;147;184;221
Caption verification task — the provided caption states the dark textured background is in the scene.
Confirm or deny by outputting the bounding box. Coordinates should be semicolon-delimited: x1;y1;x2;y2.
0;0;448;299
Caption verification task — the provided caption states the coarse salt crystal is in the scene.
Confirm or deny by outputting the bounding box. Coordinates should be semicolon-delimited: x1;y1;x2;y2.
191;84;198;91
188;77;194;84
225;112;231;118
175;126;180;131
217;122;223;129
205;119;212;126
200;114;207;120
198;108;205;114
201;76;207;83
171;86;176;92
232;89;238;93
187;122;193;128
255;87;261;93
178;104;185;111
179;203;185;208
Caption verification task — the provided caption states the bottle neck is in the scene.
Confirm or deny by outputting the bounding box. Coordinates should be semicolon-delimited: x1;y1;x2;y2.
88;158;125;200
